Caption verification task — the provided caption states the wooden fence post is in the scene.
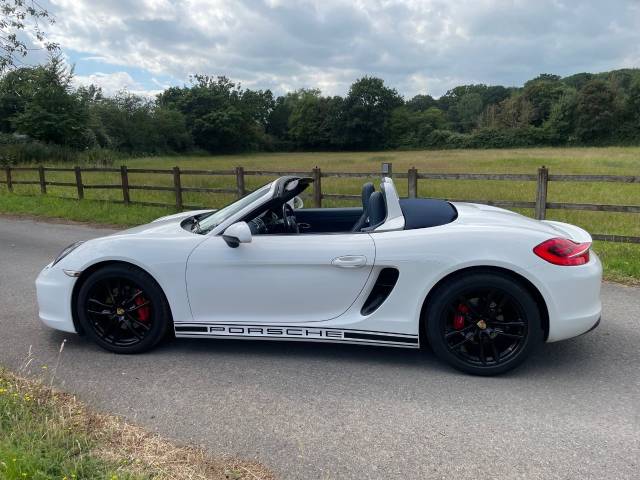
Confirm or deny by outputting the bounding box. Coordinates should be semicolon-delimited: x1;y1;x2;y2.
535;166;549;220
408;167;418;198
235;166;245;198
173;166;183;210
74;166;84;200
381;162;392;179
5;166;12;192
120;165;130;205
38;165;46;194
312;166;322;208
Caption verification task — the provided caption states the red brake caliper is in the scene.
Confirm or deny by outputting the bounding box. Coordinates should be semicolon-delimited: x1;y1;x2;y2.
453;303;468;330
135;294;150;322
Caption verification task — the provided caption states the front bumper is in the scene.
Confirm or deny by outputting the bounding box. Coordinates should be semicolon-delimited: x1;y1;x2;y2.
35;263;78;333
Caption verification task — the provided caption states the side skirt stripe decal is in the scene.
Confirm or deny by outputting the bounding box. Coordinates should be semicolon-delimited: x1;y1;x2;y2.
343;332;418;344
173;323;419;347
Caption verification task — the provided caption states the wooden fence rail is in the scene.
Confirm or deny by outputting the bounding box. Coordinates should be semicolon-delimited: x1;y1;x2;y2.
1;162;639;244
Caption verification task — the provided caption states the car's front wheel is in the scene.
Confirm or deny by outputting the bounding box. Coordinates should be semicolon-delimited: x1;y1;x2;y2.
76;264;171;354
425;272;543;376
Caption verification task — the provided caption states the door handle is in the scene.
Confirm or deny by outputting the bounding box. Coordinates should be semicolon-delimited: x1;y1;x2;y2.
332;255;367;268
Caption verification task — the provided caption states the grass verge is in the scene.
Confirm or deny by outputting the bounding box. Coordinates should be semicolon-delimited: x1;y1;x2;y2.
0;367;273;480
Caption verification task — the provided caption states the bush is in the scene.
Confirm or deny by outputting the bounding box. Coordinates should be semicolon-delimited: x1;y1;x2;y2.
0;134;123;166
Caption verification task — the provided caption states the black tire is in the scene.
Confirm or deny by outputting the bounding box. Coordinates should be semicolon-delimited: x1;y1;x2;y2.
76;264;171;354
425;272;543;376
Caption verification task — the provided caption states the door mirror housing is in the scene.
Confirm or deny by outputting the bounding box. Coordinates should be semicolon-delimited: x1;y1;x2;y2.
222;222;252;248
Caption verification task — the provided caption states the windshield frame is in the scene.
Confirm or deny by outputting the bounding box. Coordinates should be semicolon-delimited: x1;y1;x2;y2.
196;181;276;235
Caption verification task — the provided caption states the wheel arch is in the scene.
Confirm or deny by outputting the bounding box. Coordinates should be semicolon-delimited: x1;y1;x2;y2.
70;260;173;335
418;265;550;347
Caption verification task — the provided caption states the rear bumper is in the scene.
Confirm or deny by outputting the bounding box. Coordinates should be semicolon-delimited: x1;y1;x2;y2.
35;263;78;334
541;251;603;342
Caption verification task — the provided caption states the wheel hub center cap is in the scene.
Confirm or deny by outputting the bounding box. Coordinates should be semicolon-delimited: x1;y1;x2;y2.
476;320;487;330
116;307;125;315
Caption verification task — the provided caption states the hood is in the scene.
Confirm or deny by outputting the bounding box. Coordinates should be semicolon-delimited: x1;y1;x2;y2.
109;209;214;238
151;209;214;223
451;203;592;242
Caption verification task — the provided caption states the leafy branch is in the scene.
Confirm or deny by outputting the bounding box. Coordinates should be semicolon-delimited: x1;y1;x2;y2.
0;0;58;72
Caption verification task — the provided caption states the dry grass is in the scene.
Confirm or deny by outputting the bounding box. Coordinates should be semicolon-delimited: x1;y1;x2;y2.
0;364;274;480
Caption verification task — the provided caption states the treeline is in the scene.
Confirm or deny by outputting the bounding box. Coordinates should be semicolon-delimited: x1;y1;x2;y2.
2;56;640;163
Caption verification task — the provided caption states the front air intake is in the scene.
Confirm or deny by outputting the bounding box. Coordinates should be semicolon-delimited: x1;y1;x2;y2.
360;268;399;316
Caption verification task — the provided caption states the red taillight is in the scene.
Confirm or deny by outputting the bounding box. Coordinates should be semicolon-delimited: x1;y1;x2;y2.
533;237;591;266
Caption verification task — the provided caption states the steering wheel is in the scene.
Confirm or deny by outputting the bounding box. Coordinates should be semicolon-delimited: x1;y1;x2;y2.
282;203;299;233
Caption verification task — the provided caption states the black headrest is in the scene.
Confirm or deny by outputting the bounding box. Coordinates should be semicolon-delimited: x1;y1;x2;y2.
361;182;375;209
367;191;386;228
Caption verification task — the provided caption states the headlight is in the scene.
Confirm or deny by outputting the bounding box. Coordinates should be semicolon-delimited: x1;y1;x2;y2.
52;241;84;266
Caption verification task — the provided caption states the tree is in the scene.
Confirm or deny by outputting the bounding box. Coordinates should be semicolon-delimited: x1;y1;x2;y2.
387;106;447;147
544;90;578;143
406;94;437;112
11;55;91;147
624;78;640;138
455;93;484;132
522;74;566;126
157;76;268;152
438;84;506;132
340;77;403;150
493;94;534;129
1;0;58;72
575;80;618;142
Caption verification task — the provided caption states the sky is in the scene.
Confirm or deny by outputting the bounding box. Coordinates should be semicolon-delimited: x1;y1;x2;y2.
27;0;640;98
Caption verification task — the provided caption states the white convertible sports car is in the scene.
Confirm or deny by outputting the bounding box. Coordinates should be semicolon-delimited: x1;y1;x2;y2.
36;176;602;375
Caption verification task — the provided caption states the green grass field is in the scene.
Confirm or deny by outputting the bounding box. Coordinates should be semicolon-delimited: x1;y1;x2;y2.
1;147;639;282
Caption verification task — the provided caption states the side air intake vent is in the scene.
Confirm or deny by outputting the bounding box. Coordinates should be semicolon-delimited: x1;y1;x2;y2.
361;268;399;316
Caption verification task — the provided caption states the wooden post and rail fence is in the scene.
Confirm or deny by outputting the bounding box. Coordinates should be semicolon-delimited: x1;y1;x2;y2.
1;162;639;244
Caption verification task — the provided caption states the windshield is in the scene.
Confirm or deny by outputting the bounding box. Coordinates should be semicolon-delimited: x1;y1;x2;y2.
196;183;272;233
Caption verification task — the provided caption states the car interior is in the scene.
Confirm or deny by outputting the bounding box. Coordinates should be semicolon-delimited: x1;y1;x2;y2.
240;178;388;235
194;176;458;236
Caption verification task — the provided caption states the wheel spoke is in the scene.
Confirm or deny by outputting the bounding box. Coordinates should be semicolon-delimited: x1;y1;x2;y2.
495;331;524;339
121;317;143;340
87;309;113;316
449;335;473;351
88;298;111;309
483;289;497;316
478;335;487;365
126;313;151;331
489;337;500;364
494;321;525;327
127;301;150;312
123;289;143;307
104;281;116;304
445;324;475;338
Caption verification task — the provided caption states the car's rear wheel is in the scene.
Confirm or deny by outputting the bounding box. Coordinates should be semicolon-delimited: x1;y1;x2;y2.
76;264;171;354
425;272;543;375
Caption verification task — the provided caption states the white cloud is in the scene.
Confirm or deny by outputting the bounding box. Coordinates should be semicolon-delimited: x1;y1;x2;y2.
73;71;161;97
46;0;640;98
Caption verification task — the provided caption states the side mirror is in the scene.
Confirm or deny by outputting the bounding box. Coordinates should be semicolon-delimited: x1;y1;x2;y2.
222;222;252;248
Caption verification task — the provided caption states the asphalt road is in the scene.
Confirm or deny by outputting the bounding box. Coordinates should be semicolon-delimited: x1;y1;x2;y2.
1;217;638;479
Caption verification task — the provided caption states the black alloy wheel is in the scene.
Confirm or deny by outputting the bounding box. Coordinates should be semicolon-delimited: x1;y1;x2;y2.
426;272;543;375
76;264;171;353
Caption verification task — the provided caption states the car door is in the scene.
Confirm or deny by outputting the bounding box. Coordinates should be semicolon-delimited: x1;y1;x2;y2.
185;233;375;324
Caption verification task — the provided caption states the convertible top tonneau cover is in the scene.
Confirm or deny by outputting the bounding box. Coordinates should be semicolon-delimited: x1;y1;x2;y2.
399;198;458;230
